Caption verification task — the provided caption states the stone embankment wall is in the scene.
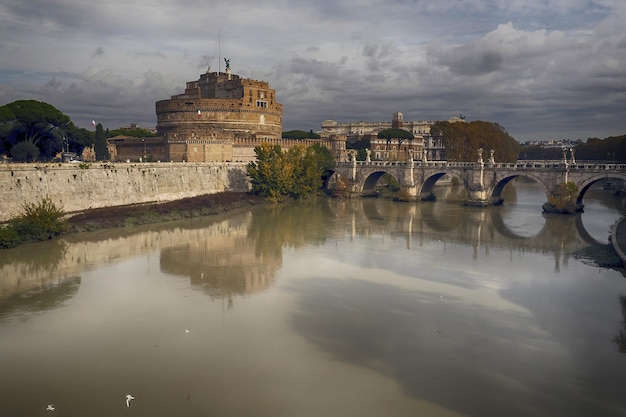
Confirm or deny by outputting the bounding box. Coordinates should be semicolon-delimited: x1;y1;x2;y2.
0;162;250;222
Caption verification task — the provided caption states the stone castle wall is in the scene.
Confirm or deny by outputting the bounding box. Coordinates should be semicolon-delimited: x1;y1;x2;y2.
0;162;249;222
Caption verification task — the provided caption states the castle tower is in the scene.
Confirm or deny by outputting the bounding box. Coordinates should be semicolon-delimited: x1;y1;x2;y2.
155;69;283;156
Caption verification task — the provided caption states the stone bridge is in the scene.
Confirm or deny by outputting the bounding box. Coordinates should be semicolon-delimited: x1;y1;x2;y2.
329;156;626;210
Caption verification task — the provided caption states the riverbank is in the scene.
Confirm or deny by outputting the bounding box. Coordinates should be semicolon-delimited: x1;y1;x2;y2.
66;191;265;233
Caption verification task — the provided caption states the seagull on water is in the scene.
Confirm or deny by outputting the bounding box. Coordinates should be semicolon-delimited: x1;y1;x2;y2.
46;404;55;411
126;394;135;407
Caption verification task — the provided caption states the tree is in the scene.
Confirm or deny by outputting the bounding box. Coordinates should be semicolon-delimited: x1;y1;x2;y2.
282;130;321;139
545;182;581;213
10;141;40;162
94;123;110;160
109;127;157;138
0;106;16;155
247;143;292;202
377;128;414;160
575;135;626;161
2;100;71;160
247;143;334;202
430;120;520;162
65;124;95;153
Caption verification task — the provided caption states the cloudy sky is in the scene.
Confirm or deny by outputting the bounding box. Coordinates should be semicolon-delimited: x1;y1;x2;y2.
1;0;624;141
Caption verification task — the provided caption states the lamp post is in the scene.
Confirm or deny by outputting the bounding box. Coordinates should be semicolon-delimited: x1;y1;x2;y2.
142;139;146;162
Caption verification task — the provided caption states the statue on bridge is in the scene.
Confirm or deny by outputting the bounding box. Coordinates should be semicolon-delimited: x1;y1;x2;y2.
477;148;483;164
366;148;371;162
489;149;495;164
224;58;231;71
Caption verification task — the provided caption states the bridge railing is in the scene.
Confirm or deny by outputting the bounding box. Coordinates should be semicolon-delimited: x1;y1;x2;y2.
341;160;626;172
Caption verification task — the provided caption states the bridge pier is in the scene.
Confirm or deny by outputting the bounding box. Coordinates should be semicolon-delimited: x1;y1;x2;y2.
463;187;496;207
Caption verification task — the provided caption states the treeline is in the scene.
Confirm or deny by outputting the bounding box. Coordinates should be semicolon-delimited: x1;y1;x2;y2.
282;130;320;140
0;99;150;162
574;135;626;161
430;120;520;162
520;135;626;161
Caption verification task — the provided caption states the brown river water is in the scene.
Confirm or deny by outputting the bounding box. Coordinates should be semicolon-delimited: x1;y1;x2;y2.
1;179;626;417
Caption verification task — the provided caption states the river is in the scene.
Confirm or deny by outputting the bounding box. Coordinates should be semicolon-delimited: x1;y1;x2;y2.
1;180;626;417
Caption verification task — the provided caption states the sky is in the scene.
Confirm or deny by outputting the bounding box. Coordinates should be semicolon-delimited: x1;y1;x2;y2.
0;0;625;142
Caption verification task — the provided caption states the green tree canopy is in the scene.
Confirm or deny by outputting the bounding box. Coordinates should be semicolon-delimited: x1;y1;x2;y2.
518;145;563;160
282;130;321;139
4;100;71;144
377;128;415;141
246;143;335;202
1;100;72;160
108;128;157;138
64;124;94;155
378;128;415;154
574;135;626;161
430;120;520;162
94;123;110;160
10;141;40;162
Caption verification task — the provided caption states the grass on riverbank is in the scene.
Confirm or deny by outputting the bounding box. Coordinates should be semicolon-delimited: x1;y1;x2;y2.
0;192;265;249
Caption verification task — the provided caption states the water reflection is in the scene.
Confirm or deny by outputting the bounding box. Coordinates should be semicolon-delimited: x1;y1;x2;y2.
0;275;80;322
0;185;621;305
1;181;626;417
159;213;281;304
288;278;577;417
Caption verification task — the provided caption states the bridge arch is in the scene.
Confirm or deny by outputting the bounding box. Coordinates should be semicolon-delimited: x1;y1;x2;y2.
361;170;400;196
419;171;465;200
576;173;626;206
321;169;336;190
491;172;550;203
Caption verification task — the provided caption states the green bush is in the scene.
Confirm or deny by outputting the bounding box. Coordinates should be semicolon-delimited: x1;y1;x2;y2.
0;226;20;249
246;143;335;202
9;198;67;243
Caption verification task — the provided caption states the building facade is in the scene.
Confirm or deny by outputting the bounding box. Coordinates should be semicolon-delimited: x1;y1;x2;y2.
321;113;464;161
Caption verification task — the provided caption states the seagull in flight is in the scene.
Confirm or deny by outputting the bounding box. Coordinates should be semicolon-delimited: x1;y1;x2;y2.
46;404;55;411
126;394;135;407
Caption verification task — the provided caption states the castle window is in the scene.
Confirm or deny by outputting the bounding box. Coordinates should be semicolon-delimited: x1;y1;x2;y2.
256;100;267;108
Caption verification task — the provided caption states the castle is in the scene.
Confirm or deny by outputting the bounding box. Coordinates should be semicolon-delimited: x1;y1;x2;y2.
108;64;346;163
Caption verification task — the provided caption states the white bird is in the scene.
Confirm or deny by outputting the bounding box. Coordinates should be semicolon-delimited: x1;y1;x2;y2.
46;404;55;411
126;394;135;407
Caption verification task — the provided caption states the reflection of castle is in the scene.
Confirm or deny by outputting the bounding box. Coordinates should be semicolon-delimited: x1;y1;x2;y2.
108;64;347;163
159;219;281;300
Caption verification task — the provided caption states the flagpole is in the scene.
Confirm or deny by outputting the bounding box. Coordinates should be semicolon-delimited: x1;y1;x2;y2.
218;29;221;73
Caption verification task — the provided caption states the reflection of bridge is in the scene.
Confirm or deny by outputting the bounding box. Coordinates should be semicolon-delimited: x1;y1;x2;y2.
330;198;602;253
330;159;626;209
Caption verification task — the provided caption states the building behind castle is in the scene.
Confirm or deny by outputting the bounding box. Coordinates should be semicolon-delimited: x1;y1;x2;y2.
321;113;466;161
